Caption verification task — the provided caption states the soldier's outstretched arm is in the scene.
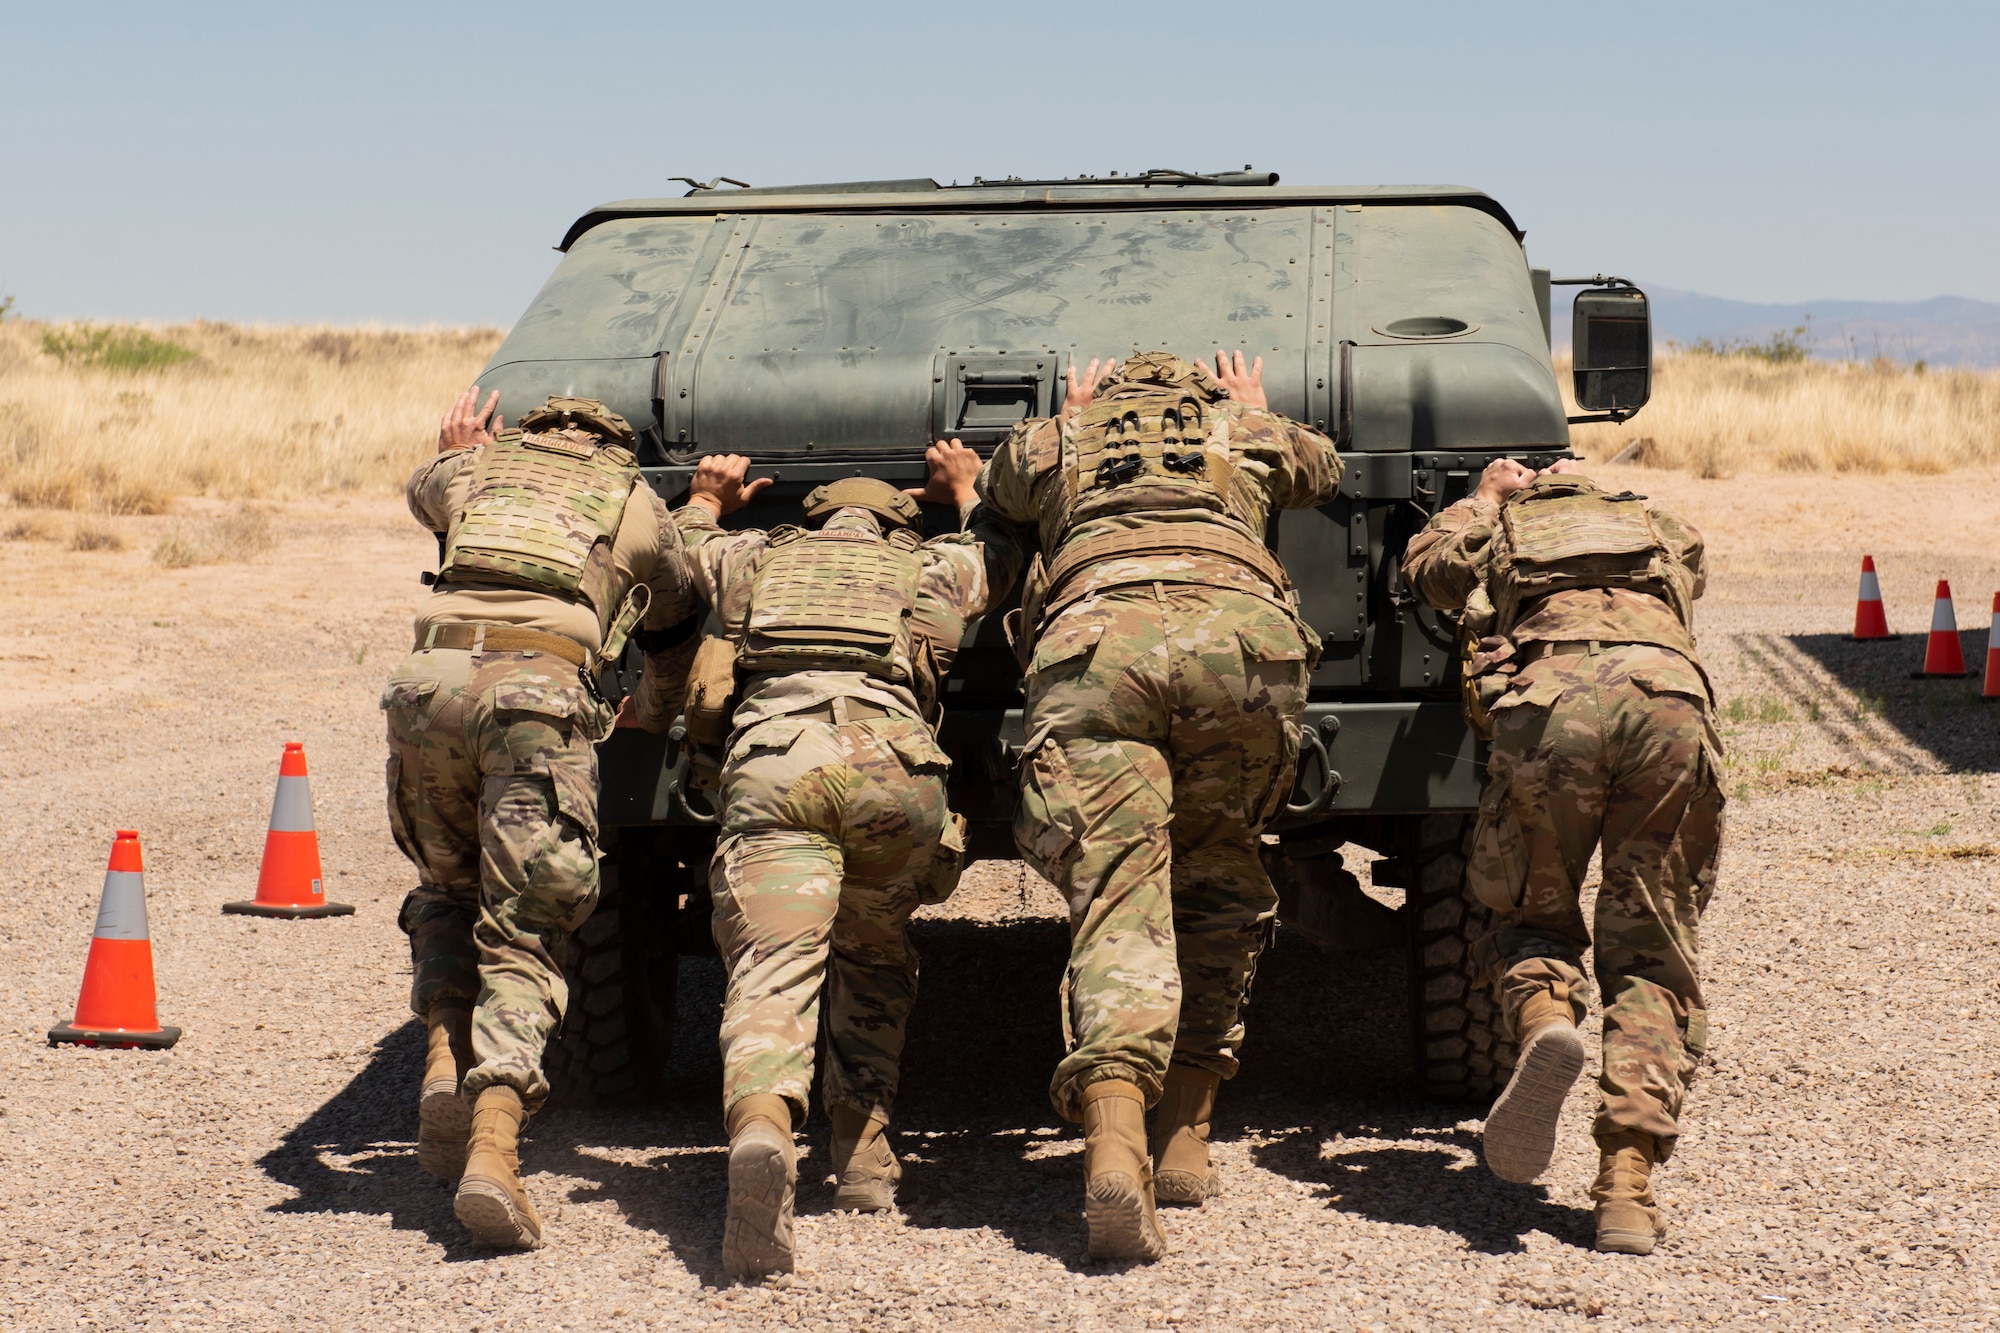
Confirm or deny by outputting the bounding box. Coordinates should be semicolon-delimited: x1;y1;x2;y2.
407;385;500;530
674;454;776;612
976;416;1061;527
1402;460;1532;612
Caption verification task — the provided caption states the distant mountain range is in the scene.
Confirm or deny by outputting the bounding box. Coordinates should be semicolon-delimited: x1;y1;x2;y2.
1552;288;2000;368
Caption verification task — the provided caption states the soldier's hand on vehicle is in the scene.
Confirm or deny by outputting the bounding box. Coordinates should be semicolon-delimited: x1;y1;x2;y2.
439;386;502;453
1473;457;1538;504
905;438;982;507
1540;458;1587;477
1063;358;1116;413
687;454;772;516
1212;350;1267;410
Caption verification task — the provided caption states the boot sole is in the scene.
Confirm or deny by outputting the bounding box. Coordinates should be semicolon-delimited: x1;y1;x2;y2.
454;1175;542;1249
1483;1024;1587;1183
724;1136;796;1278
1153;1168;1218;1206
1085;1172;1167;1261
418;1080;470;1180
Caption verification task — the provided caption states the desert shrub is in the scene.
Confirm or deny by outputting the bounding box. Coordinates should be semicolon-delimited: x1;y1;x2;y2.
41;324;198;372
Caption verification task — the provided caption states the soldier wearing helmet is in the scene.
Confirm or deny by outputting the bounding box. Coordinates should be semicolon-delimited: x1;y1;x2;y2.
1402;456;1723;1256
674;441;1021;1280
382;387;698;1250
977;349;1342;1261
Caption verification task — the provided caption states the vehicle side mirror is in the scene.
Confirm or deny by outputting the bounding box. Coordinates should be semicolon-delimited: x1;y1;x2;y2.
1572;286;1651;415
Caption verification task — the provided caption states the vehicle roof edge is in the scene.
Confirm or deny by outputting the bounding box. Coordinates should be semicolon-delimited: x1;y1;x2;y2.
557;183;1521;251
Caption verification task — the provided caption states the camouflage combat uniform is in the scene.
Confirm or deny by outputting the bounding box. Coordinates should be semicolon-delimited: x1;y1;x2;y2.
677;498;1020;1126
978;356;1343;1120
1402;475;1724;1154
383;419;695;1113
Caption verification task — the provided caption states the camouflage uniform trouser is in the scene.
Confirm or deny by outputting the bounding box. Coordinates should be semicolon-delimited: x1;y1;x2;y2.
1014;584;1309;1122
711;701;960;1127
381;646;610;1114
1471;641;1725;1156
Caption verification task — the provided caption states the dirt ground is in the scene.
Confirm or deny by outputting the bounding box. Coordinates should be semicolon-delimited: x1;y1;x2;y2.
1;466;1996;1332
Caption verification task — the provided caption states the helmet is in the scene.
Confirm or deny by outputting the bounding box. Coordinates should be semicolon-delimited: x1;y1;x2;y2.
801;476;922;529
516;395;636;446
1100;351;1223;402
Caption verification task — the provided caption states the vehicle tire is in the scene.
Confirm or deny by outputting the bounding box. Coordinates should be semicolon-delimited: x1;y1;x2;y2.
546;828;683;1105
1403;812;1517;1101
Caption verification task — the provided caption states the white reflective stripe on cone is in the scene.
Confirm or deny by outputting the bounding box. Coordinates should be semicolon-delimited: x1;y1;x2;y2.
267;775;315;833
1858;570;1882;601
1932;596;1959;633
92;871;151;940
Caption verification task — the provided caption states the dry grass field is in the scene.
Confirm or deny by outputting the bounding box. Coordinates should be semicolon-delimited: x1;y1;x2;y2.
0;321;501;514
1563;352;2000;477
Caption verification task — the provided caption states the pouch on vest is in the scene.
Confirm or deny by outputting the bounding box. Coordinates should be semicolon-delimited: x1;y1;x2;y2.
682;634;740;749
439;429;640;618
737;526;924;680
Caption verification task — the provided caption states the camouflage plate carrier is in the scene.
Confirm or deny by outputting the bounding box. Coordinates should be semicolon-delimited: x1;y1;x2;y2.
439;405;649;660
1458;480;1693;738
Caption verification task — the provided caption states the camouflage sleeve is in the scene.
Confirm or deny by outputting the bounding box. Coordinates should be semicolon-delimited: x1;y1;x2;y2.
671;504;772;618
918;502;1025;623
1648;501;1708;602
975;416;1063;525
1231;408;1344;510
405;448;475;532
1401;497;1501;613
635;486;698;629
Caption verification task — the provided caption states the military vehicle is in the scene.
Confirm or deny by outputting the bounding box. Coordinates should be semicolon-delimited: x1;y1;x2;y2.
472;170;1652;1105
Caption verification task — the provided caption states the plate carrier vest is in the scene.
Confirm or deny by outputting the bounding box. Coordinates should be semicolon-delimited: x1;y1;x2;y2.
439;428;642;633
736;524;926;682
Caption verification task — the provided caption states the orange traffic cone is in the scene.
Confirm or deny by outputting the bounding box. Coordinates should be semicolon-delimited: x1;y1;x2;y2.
223;743;354;919
1983;592;2000;702
1912;580;1971;678
49;831;181;1049
1848;555;1895;640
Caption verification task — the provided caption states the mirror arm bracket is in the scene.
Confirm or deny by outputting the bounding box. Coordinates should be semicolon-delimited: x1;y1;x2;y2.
1566;409;1636;425
1550;274;1638;288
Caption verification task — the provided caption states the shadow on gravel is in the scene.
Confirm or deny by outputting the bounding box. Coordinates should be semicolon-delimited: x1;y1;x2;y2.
1247;1114;1594;1255
258;910;1562;1269
1767;631;1997;771
254;1019;488;1259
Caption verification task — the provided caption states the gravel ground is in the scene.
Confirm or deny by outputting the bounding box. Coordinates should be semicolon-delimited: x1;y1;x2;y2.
1;471;1996;1331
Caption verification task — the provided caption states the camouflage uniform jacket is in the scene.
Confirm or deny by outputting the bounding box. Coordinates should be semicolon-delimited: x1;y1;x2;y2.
977;401;1343;608
1402;481;1707;657
407;441;697;656
674;501;1022;730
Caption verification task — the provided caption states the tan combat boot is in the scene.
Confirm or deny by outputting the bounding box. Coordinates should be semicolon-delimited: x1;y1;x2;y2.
1592;1129;1668;1255
416;1001;474;1180
1081;1080;1167;1262
723;1094;798;1280
1482;980;1588;1183
828;1104;902;1213
453;1085;542;1248
1150;1064;1222;1206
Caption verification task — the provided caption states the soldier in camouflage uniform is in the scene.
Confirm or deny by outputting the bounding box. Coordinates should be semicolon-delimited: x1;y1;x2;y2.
1402;457;1724;1255
675;442;1020;1280
978;350;1342;1261
382;387;696;1249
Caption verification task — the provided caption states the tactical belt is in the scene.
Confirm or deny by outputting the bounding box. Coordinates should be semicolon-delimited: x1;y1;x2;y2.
1041;524;1291;616
418;622;590;668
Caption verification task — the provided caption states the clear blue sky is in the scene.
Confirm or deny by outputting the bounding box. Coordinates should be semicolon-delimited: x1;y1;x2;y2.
3;1;1995;326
